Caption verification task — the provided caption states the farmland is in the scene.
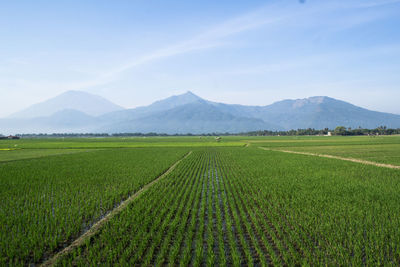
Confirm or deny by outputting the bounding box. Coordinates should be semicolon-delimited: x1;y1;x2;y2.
0;136;244;149
0;149;90;163
0;147;188;265
1;136;400;266
251;135;400;165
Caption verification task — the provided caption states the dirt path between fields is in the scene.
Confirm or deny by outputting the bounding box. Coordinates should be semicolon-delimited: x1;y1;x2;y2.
259;147;400;170
41;151;192;267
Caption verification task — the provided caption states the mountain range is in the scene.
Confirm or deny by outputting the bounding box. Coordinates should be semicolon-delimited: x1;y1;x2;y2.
1;90;400;134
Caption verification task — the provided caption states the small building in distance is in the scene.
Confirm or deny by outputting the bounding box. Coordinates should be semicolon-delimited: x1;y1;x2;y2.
2;135;20;140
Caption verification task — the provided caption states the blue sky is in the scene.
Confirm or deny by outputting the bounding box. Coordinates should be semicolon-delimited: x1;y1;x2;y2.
1;0;400;116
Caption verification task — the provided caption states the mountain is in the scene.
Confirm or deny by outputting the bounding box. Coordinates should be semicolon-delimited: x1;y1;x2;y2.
1;90;400;134
9;90;124;118
0;109;96;134
256;96;400;130
98;100;278;134
206;96;400;130
88;93;400;133
98;91;202;123
141;91;202;113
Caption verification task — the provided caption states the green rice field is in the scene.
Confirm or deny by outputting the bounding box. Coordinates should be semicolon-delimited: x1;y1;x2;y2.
1;136;399;266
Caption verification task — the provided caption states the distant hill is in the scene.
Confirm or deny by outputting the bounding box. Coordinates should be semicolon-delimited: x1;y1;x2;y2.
98;100;278;134
0;109;96;134
2;90;400;134
97;91;203;124
257;96;400;130
9;90;124;118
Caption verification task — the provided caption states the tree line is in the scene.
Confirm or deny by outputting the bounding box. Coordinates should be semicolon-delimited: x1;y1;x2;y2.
1;126;400;138
242;126;400;136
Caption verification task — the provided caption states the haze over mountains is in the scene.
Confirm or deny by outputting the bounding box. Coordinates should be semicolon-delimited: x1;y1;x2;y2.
1;90;400;134
9;90;124;118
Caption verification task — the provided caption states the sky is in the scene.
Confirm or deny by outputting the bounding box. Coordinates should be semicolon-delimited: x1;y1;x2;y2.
1;0;400;117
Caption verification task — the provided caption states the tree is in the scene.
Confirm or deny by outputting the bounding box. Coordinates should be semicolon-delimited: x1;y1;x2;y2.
334;126;347;135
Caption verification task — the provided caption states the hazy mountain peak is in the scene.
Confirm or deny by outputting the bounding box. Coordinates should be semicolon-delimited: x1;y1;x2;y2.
307;96;328;103
292;96;328;108
9;90;124;118
145;91;204;112
177;91;202;100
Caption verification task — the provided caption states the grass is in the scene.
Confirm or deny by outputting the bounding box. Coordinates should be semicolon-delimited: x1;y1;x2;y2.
0;136;245;149
1;136;400;265
55;147;400;266
252;135;400;165
0;147;188;266
272;143;400;165
0;148;91;162
248;135;400;147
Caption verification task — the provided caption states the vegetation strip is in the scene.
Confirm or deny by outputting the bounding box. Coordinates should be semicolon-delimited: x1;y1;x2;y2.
51;148;400;265
0;149;96;164
40;151;192;267
259;147;400;169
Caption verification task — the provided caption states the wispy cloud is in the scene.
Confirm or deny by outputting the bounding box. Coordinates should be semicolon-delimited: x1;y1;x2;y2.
94;0;400;81
3;5;283;93
103;6;285;78
11;4;284;93
7;0;400;93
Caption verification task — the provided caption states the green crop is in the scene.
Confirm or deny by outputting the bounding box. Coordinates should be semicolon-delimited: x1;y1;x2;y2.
272;144;400;166
0;136;244;149
0;147;188;265
55;147;400;265
2;136;400;266
0;149;90;162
